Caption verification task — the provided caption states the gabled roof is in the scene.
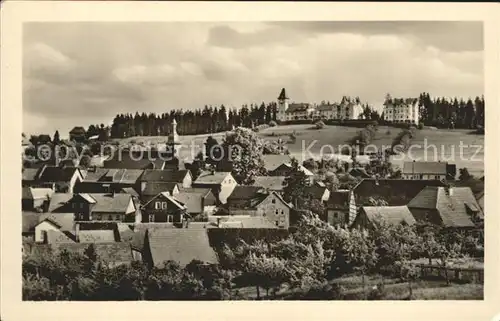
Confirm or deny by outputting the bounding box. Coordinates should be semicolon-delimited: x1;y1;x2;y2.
178;187;213;197
121;187;140;198
327;190;351;210
37;166;81;183
286;103;312;113
103;153;166;170
86;193;135;214
81;168;111;182
361;206;416;226
45;230;75;244
194;171;232;185
272;163;314;176
228;186;266;201
47;193;74;212
353;179;446;206
304;186;329;200
408;186;480;228
262;154;292;172
142;192;186;210
142;182;179;196
141;169;190;182
22;187;53;200
174;191;207;214
402;161;447;175
252;176;287;191
147;228;218;267
37;213;75;231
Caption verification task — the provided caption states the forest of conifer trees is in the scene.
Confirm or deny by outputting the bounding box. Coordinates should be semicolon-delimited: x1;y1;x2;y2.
86;93;484;140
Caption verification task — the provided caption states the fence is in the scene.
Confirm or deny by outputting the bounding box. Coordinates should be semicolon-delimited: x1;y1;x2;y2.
415;264;484;284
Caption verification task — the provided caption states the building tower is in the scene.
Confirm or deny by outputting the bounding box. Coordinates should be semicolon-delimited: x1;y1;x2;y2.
167;118;181;156
277;88;289;122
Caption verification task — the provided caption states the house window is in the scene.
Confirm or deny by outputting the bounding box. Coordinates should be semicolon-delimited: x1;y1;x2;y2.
116;215;121;221
72;203;75;209
281;210;284;215
107;215;113;221
96;215;102;221
167;215;173;223
435;175;440;180
275;221;279;226
149;214;155;223
271;199;276;204
155;201;168;210
79;203;83;209
275;209;279;215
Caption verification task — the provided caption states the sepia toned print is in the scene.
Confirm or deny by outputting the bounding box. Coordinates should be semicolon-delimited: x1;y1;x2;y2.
21;21;485;301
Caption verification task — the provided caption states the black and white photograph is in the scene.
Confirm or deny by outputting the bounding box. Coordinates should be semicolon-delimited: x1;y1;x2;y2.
2;3;498;315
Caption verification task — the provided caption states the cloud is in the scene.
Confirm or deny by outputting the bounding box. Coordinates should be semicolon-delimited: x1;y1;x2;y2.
22;22;484;136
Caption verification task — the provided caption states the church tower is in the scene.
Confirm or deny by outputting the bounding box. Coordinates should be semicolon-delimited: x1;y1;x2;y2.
277;88;289;122
167;118;181;156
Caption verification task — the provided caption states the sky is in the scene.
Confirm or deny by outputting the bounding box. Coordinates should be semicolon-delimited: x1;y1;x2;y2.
23;21;484;137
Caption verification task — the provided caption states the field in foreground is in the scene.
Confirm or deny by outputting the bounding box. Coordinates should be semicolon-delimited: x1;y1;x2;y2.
114;124;484;176
235;274;483;300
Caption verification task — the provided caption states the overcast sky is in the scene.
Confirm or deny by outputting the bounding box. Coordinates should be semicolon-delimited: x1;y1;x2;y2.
23;21;483;137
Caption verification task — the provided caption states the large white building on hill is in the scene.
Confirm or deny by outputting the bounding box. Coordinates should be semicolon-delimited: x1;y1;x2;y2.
383;96;420;125
277;88;363;122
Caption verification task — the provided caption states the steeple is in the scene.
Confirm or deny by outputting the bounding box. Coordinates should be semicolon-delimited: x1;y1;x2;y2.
278;88;289;101
168;118;179;145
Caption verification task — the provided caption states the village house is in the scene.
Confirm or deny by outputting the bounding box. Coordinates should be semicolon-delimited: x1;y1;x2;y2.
402;161;454;180
22;187;54;211
269;163;315;185
103;150;167;170
252;176;287;192
226;186;292;229
315;98;364;120
143;228;218;268
351;206;416;230
352;179;446;207
262;154;293;173
140;192;187;223
74;168;144;194
192;170;237;204
407;186;483;229
47;192;139;223
22;165;84;193
174;188;217;218
138;168;192;204
304;185;331;203
325;190;357;227
34;213;75;243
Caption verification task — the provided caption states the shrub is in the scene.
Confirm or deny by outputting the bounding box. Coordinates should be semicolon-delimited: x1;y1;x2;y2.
315;120;325;129
367;282;386;300
269;121;277;127
417;123;424;130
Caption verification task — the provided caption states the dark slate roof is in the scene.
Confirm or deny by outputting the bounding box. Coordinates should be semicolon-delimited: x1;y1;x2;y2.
327;190;351;210
361;206;416;226
47;193;74;212
37;166;80;183
304;186;328;200
103;153;165;170
252;176;287;191
142;182;178;196
352;179;446;206
407;186;480;228
174;191;206;214
228;186;267;202
147;228;218;267
45;230;75;244
286;103;312;113
278;88;289;100
262;154;292;172
402;161;447;175
81;168;110;182
141;169;189;182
